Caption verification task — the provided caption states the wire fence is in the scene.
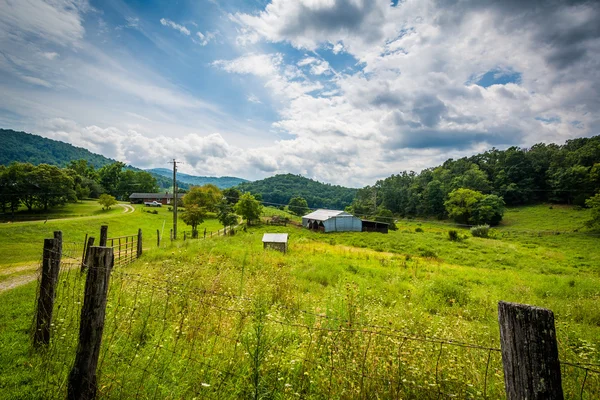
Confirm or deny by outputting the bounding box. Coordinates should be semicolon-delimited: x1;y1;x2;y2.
31;245;600;399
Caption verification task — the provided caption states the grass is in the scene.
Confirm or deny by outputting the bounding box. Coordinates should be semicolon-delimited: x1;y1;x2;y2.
1;200;123;221
0;203;598;398
0;201;224;285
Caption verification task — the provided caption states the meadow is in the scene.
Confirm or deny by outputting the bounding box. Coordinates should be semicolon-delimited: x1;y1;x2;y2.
0;204;598;398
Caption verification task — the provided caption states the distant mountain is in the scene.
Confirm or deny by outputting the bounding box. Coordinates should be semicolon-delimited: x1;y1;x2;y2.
236;173;357;210
147;168;248;189
0;129;188;190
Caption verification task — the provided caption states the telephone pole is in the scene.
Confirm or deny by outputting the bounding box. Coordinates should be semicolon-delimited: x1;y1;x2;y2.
170;159;179;240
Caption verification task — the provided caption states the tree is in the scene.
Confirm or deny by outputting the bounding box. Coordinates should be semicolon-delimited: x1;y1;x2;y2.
182;205;206;237
445;188;485;225
445;188;505;225
98;162;125;197
375;207;397;230
222;188;241;205
235;193;262;225
183;184;222;212
216;201;238;230
117;170;159;200
288;196;310;216
471;194;505;226
585;193;600;229
98;194;117;210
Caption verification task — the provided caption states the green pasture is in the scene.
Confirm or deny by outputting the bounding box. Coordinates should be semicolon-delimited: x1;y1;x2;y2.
0;203;598;398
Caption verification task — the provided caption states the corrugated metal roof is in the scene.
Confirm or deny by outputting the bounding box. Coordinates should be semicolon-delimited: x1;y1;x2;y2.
302;209;351;221
129;193;175;199
262;233;288;243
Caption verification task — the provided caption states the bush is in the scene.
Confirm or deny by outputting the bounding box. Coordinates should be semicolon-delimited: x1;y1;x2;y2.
470;225;490;238
415;227;424;233
448;230;460;241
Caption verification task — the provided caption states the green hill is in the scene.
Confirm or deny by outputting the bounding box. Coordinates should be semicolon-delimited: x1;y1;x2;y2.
147;168;247;189
236;173;357;210
0;129;187;190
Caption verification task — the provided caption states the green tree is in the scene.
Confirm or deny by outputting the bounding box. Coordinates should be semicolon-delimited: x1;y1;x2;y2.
98;194;117;210
98;162;125;197
182;205;207;237
471;194;505;226
222;188;241;205
183;184;222;212
117;170;159;200
585;193;600;229
31;164;76;211
235;193;262;225
216;201;239;231
444;188;485;225
288;196;310;216
375;207;397;230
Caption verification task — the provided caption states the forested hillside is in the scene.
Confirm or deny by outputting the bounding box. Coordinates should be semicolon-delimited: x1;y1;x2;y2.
350;135;600;220
147;168;247;189
236;174;357;210
0;129;186;190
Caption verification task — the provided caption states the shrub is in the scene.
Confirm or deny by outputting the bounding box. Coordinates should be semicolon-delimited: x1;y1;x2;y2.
419;248;437;258
448;230;460;241
415;227;424;233
470;225;490;238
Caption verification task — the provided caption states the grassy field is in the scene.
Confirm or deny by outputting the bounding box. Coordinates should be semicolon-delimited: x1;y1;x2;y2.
0;203;598;398
0;201;223;284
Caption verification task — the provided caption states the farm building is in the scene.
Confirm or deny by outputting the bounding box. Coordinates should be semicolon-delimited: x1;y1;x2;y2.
262;233;288;253
129;192;180;205
302;209;362;233
361;220;389;234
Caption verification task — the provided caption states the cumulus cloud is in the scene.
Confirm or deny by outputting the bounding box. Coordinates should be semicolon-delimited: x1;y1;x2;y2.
160;18;190;36
223;0;600;182
195;31;217;46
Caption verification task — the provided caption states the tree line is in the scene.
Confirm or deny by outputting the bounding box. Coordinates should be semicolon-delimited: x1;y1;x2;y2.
0;160;159;214
349;135;600;225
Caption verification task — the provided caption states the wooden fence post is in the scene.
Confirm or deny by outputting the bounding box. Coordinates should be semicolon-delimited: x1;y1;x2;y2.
82;237;95;272
498;301;563;400
157;229;160;247
81;233;88;268
203;228;206;239
170;229;173;241
99;225;108;247
34;237;60;346
68;247;114;400
183;231;187;241
137;229;142;257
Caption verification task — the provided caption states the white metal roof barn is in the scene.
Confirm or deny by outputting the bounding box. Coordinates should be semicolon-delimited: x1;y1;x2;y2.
302;209;362;233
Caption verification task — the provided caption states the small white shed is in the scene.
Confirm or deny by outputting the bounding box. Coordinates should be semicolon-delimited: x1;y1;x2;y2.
262;233;288;253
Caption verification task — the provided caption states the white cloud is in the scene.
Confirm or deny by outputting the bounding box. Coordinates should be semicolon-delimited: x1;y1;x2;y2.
195;31;217;46
0;0;89;47
160;18;190;36
213;53;282;77
247;94;262;104
42;52;59;60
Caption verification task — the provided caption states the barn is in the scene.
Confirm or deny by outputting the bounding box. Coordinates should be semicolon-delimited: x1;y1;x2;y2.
302;209;362;233
129;193;178;205
262;233;288;253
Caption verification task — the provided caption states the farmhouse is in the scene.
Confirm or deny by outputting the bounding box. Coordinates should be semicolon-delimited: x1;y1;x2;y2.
129;193;180;205
262;233;288;253
302;209;362;233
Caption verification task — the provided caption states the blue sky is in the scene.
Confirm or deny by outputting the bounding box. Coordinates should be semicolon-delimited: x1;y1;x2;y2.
0;0;599;186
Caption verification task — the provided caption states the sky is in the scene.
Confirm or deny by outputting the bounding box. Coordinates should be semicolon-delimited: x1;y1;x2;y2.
0;0;599;187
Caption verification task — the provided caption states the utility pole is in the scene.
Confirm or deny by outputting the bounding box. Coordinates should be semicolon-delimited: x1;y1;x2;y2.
170;159;179;240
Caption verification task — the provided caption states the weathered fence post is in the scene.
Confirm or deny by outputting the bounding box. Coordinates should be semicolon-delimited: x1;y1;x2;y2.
203;227;206;239
82;237;95;272
99;225;108;247
157;229;160;247
34;236;61;346
498;301;563;400
68;247;114;400
81;233;88;267
224;226;227;236
170;229;173;241
183;231;187;241
137;229;142;257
